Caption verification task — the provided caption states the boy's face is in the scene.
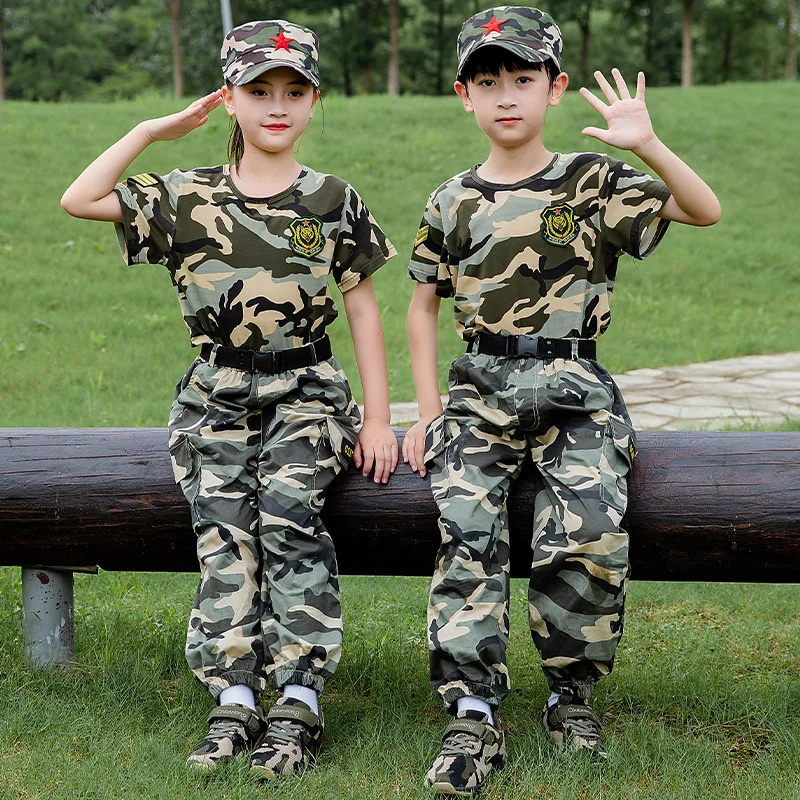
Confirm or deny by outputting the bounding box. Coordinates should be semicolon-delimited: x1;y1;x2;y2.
455;66;568;148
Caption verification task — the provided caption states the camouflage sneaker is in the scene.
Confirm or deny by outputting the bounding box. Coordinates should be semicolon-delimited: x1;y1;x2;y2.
543;695;607;760
249;697;323;779
424;710;505;796
186;703;266;770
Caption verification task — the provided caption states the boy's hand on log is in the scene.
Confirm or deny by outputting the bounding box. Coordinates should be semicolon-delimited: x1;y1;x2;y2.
580;69;656;153
354;418;398;484
402;416;436;479
144;90;224;143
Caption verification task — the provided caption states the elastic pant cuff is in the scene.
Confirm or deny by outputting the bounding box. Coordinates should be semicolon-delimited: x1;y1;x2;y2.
545;676;596;702
206;670;266;703
271;668;326;695
438;682;503;715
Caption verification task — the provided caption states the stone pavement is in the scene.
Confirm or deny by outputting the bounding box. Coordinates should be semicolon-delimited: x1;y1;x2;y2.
388;352;800;430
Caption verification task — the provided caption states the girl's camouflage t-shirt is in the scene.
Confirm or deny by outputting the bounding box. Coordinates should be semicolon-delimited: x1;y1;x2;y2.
115;165;396;350
408;152;670;341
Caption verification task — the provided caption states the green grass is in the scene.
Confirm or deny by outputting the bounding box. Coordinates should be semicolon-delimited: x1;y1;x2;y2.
2;569;800;799
1;82;799;426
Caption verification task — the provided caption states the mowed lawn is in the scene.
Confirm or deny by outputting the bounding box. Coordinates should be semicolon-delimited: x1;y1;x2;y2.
0;81;799;426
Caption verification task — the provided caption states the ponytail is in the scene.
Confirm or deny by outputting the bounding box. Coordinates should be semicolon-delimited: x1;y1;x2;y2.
228;119;245;166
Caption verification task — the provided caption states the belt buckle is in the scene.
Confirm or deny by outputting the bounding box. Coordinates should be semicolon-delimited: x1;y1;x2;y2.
253;350;274;372
515;336;536;357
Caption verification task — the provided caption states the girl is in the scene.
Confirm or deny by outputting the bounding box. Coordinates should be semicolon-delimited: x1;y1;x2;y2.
61;20;398;778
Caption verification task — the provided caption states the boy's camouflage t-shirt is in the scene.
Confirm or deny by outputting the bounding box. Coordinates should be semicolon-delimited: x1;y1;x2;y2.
115;166;396;350
408;152;670;340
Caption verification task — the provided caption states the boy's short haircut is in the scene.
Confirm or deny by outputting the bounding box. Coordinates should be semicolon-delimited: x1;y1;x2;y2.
457;45;560;88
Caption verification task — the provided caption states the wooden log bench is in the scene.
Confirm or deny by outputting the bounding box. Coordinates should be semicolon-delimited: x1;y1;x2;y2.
2;428;799;666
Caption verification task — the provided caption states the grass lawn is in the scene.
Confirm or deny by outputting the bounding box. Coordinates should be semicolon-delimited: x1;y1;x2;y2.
2;569;800;799
1;81;799;426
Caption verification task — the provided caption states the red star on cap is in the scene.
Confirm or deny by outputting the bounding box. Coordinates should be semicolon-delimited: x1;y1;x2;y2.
269;30;293;52
480;14;507;36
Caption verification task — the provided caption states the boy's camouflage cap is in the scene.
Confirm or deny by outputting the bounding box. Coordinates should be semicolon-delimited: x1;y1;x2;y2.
457;6;562;78
221;20;320;87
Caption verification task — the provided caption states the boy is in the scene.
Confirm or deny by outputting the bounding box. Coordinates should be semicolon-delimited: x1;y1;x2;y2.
402;5;720;794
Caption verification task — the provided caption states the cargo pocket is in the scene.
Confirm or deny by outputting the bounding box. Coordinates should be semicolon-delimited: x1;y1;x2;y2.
168;434;202;524
423;412;447;468
321;415;359;470
600;414;636;510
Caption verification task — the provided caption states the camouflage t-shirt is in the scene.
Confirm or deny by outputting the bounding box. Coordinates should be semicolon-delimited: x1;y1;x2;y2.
408;152;670;340
115;165;396;350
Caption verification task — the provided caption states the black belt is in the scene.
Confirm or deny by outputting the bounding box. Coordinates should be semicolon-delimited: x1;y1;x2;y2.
467;333;596;360
200;335;332;373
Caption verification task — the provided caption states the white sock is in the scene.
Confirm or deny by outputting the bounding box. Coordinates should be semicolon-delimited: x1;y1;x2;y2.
456;696;493;724
547;692;562;708
219;684;256;711
283;684;319;715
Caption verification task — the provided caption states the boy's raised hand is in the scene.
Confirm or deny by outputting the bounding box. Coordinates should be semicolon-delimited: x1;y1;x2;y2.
145;90;224;143
580;69;655;152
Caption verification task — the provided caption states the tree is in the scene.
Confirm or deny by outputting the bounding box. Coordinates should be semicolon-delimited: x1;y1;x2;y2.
0;2;6;101
682;0;693;87
558;0;594;89
787;0;798;79
164;0;183;97
387;0;399;94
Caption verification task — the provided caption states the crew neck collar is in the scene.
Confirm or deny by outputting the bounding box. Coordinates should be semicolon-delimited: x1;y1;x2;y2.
223;163;308;203
469;152;560;190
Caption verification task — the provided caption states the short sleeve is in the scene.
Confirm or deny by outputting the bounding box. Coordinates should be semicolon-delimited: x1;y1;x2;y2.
332;185;397;293
407;193;454;298
600;156;671;259
113;171;179;266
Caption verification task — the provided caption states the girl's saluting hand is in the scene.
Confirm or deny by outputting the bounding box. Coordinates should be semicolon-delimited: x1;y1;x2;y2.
144;89;224;143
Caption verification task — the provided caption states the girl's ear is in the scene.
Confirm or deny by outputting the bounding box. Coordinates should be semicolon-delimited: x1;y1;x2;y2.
221;84;237;117
310;88;320;117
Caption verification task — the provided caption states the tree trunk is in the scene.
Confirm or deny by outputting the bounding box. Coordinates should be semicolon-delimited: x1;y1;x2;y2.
578;2;591;89
166;0;183;98
681;0;692;87
0;3;5;101
338;3;353;96
787;0;798;80
436;0;445;96
387;0;400;95
362;61;374;93
721;27;733;83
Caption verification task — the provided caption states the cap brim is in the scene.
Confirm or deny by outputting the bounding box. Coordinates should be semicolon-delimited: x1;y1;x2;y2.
457;40;559;77
231;59;319;87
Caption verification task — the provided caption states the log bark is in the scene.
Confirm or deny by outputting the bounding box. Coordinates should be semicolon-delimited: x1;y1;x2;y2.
1;429;799;582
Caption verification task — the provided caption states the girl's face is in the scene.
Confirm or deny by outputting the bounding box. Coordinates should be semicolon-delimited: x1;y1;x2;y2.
223;67;318;156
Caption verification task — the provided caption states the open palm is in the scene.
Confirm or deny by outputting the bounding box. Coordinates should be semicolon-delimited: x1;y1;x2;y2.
580;69;655;151
146;90;224;143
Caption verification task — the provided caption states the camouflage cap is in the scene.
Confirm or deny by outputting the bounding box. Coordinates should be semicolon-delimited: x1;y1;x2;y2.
456;6;562;78
221;20;320;87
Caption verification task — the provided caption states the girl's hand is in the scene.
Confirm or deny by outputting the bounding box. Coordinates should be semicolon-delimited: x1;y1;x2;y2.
353;418;398;484
580;69;656;153
144;90;224;143
401;415;436;479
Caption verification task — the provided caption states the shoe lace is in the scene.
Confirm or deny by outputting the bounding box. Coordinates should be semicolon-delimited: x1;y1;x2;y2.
265;718;305;746
563;714;601;742
440;731;482;758
207;719;244;740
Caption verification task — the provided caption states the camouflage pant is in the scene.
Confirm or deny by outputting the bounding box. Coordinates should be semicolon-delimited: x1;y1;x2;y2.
168;354;359;701
424;352;635;710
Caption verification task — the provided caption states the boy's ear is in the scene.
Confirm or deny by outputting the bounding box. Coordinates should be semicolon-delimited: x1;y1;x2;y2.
454;81;474;113
221;84;236;117
548;72;569;107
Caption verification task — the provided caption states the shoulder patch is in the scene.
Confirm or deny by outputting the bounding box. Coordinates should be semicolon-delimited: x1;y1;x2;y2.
541;204;579;247
129;173;159;188
414;225;430;249
288;216;325;257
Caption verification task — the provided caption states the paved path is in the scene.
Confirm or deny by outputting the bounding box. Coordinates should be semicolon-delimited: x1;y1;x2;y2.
388;352;800;430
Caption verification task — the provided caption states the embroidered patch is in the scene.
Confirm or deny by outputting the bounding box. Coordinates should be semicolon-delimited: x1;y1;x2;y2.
629;442;636;461
414;225;430;248
288;216;325;257
541;204;579;247
129;173;158;187
343;442;354;461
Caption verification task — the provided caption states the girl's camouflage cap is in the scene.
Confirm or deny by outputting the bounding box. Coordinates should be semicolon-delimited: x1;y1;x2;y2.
457;6;562;77
221;20;320;87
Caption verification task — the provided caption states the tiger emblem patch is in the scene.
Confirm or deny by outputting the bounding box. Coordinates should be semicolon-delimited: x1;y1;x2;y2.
288;216;325;257
541;204;579;247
